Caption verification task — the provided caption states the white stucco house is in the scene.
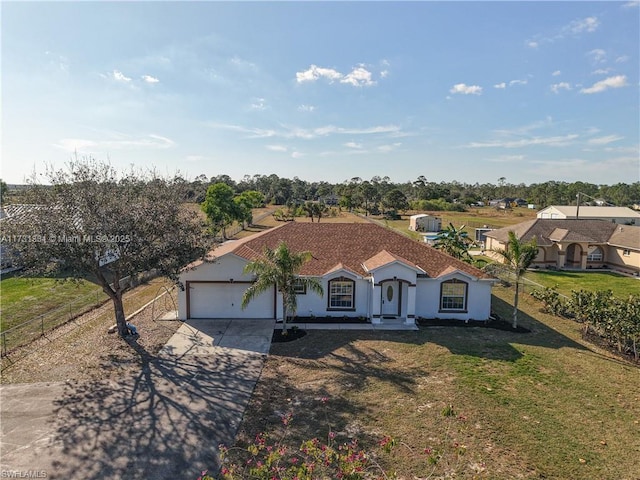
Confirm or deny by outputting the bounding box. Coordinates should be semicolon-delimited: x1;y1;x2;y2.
178;222;496;324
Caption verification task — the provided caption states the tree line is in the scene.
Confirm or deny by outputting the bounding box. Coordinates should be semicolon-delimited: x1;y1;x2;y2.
181;174;640;211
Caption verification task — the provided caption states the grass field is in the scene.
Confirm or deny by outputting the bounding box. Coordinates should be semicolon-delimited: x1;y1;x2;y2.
235;285;640;480
0;275;107;331
524;270;640;298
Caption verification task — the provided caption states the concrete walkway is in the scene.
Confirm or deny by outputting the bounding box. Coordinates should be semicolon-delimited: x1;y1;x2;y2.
0;319;275;480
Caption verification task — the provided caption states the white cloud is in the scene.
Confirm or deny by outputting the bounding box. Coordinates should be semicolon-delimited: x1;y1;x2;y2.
296;64;376;87
588;135;624;145
592;68;612;75
615;55;629;63
341;66;375;87
209;122;403;140
377;143;402;152
580;75;628;94
380;70;389;78
141;75;159;84
291;151;304;159
567;16;599;34
54;134;175;152
266;144;287;152
488;154;526;163
622;1;639;8
552;70;561;76
112;70;132;83
587;48;607;64
527;16;599;48
467;134;579;149
250;98;267;110
494;82;506;89
449;83;482;95
550;82;572;94
298;104;316;113
344;142;363;149
296;64;343;83
509;79;528;86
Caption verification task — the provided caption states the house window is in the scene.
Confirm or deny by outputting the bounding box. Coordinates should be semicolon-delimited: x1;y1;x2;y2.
293;278;307;295
440;279;467;312
328;277;355;310
623;249;631;257
587;246;603;262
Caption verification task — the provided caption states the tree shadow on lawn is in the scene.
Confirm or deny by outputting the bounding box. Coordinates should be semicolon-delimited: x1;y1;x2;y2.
48;341;262;480
424;295;589;362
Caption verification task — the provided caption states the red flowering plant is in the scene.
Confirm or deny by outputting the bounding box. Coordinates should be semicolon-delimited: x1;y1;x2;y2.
199;400;479;479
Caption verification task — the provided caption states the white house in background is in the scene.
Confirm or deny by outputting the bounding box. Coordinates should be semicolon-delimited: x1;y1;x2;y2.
537;206;640;225
408;213;441;232
178;222;496;324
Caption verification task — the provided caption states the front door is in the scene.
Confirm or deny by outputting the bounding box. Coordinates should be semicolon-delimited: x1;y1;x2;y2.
381;281;400;317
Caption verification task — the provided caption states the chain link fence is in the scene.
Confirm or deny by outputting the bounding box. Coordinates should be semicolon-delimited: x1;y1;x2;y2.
0;270;159;356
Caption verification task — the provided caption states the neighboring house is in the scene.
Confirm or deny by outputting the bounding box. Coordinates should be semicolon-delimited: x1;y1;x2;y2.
537;206;640;225
408;213;441;232
178;222;496;323
484;219;640;275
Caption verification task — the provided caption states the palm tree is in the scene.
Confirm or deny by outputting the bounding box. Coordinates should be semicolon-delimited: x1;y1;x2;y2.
491;231;538;329
433;223;474;263
242;241;324;332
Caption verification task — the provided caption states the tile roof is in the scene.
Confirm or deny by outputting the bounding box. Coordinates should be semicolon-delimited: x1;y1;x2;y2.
200;222;493;280
485;219;631;247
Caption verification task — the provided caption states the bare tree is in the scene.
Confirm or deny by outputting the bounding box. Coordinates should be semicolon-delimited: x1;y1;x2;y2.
2;159;210;337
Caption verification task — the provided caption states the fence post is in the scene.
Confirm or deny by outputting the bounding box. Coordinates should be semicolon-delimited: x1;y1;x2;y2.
1;332;6;357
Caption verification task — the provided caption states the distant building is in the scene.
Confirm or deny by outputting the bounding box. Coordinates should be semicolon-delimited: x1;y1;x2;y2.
537;206;640;225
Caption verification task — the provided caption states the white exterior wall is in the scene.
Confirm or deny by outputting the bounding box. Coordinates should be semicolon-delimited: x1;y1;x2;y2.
178;254;255;319
294;274;370;319
415;275;493;321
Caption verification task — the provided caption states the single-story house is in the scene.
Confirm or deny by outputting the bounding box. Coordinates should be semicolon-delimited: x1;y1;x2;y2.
408;213;441;233
178;222;496;324
484;219;640;275
537;206;640;225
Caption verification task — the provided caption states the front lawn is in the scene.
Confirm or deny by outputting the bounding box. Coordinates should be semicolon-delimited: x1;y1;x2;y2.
524;270;639;298
232;286;640;480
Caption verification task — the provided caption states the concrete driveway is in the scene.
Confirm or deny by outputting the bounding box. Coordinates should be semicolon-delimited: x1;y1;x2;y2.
0;318;275;480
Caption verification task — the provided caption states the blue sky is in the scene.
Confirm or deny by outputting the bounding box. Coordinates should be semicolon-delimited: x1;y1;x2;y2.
2;1;639;186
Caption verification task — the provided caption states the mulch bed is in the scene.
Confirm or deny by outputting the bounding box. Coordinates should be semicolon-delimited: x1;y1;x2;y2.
272;328;307;343
417;316;531;333
290;316;368;324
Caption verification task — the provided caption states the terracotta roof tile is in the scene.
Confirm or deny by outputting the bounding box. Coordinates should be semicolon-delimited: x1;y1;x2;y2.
226;222;492;280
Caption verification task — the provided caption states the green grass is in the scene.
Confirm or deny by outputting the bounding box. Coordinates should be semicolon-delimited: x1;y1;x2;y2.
524;270;640;298
236;285;640;479
0;275;107;332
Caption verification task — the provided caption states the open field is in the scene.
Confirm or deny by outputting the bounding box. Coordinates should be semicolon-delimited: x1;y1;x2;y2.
234;285;640;480
0;275;107;331
524;270;640;298
0;276;172;356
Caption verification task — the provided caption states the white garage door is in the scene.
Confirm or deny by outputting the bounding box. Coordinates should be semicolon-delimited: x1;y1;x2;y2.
188;282;275;319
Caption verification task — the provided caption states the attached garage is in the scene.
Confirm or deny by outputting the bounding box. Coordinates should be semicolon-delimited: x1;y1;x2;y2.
186;281;275;319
